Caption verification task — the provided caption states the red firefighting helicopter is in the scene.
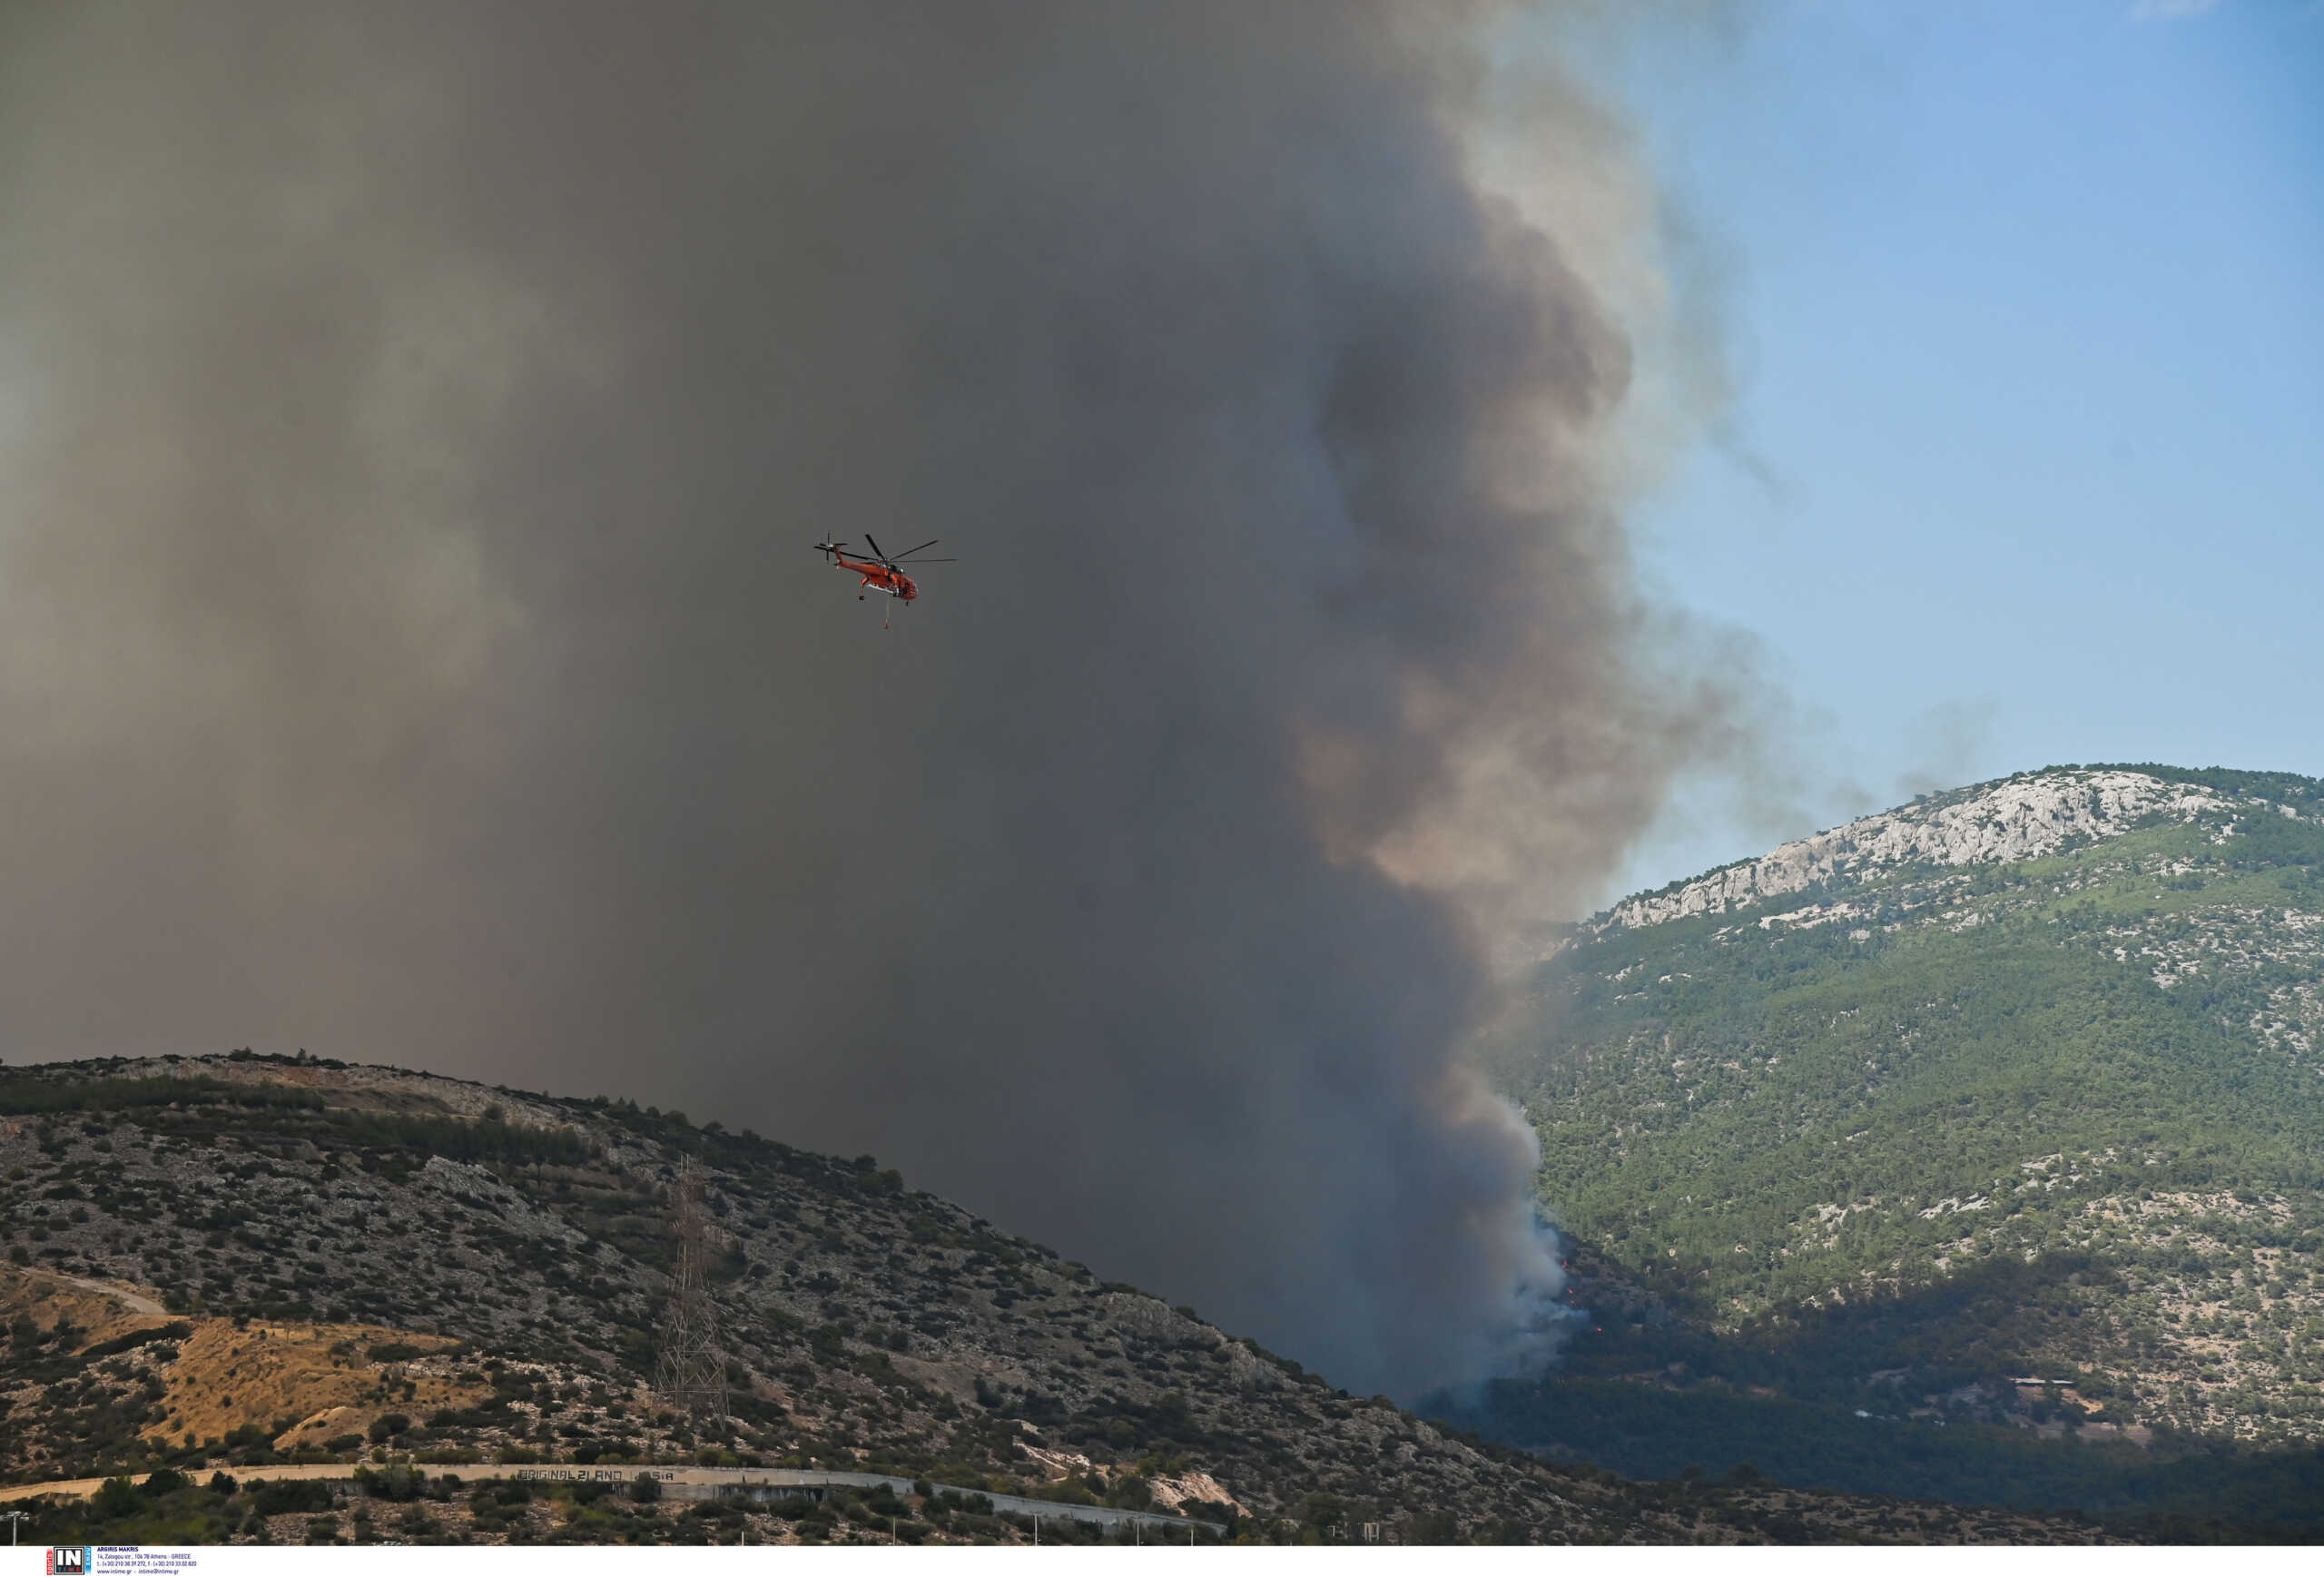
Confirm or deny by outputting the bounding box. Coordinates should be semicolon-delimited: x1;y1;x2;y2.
812;534;953;627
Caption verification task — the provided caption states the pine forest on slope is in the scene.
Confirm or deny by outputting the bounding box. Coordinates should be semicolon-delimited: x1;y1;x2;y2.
1448;764;2324;1529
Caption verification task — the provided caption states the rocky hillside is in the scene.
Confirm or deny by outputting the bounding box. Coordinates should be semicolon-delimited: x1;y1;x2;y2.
1602;766;2318;932
1458;764;2324;1534
0;1052;2129;1544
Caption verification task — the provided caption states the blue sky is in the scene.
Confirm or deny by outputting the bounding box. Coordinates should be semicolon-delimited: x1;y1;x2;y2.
1568;0;2324;901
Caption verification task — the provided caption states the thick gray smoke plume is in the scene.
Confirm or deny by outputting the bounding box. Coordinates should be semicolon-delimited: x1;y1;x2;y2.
0;2;1737;1396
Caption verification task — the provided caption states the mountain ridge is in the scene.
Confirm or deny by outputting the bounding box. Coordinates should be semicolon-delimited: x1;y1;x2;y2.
1596;764;2324;933
1461;762;2324;1532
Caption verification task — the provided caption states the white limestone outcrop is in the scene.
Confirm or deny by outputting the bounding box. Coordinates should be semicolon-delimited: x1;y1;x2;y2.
1604;771;2230;931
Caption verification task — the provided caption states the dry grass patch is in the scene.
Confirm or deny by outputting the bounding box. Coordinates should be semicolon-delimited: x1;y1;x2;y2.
144;1319;486;1450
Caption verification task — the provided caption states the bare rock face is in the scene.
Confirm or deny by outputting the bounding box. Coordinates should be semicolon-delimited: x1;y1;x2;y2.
1605;771;2240;931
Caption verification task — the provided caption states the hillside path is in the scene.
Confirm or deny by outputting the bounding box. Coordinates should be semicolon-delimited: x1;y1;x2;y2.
52;1275;167;1316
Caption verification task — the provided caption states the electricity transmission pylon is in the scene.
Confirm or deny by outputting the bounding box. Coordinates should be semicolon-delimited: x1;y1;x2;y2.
652;1154;729;1424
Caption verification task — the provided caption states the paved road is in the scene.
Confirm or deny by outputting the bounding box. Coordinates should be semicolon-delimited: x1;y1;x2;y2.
0;1463;1226;1537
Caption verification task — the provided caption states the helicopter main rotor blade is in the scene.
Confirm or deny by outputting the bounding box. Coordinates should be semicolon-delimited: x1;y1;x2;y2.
862;532;889;563
892;557;954;563
889;539;940;561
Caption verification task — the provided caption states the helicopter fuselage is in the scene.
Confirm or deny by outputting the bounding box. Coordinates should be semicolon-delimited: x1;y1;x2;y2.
829;552;917;601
